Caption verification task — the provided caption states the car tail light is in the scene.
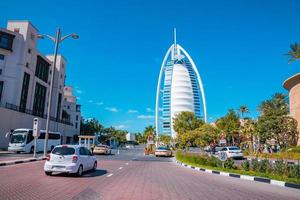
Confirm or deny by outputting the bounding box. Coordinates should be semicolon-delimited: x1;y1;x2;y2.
46;155;50;161
72;155;78;163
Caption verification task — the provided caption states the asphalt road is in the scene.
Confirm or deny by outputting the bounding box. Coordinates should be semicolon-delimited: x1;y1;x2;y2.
0;146;299;200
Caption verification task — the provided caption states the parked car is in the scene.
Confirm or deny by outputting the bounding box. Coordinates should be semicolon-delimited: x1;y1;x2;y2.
155;146;172;157
44;145;97;176
218;146;243;159
93;144;111;155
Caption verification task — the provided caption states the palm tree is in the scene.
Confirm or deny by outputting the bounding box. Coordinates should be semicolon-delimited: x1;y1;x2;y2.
239;105;249;119
287;42;300;63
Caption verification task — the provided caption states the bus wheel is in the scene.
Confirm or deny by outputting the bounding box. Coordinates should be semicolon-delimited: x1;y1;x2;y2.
30;146;34;153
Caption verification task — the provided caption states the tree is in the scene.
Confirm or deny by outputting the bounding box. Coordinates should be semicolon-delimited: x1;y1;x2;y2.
173;111;204;135
287;42;300;63
240;119;256;152
193;124;220;148
143;125;155;142
173;111;204;149
135;132;145;144
80;118;103;135
256;93;298;147
158;135;172;146
239;105;249;119
216;109;240;145
258;93;288;116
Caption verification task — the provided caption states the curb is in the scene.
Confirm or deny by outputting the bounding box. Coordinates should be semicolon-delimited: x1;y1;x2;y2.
0;157;46;167
175;160;300;190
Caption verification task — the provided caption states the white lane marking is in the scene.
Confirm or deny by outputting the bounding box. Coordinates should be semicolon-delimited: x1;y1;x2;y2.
106;173;113;177
125;163;129;165
119;167;123;170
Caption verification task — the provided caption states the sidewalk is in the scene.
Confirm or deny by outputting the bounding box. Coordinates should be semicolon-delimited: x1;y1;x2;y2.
0;156;46;167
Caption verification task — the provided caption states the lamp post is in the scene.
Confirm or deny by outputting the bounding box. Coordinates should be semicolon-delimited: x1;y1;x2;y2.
38;28;78;157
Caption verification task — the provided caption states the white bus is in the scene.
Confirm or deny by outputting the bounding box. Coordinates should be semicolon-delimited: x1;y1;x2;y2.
8;129;61;153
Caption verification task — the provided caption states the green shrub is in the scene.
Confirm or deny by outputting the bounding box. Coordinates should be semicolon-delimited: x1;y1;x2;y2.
251;159;260;171
258;159;273;173
287;165;300;179
206;156;222;167
273;160;287;175
241;160;250;171
224;159;235;169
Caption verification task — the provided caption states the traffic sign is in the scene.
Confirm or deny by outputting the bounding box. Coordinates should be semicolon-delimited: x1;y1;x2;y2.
218;151;227;161
33;118;40;137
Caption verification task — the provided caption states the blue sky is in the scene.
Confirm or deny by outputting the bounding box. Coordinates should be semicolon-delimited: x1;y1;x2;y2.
1;0;300;132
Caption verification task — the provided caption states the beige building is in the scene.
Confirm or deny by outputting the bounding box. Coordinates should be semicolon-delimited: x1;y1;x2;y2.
283;73;300;145
0;20;81;148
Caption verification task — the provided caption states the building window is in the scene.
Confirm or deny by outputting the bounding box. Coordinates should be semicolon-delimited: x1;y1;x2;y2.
0;81;3;102
0;31;15;51
0;69;2;75
67;105;70;109
76;115;78;121
33;83;47;117
30;33;35;41
26;63;29;68
28;48;31;54
56;93;62;120
75;122;78;129
0;54;4;60
19;72;30;112
35;55;50;83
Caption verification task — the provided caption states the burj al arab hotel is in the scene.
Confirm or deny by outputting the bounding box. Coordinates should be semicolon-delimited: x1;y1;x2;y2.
155;29;207;138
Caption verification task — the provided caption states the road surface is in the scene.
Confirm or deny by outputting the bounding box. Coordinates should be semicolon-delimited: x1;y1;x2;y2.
0;146;299;200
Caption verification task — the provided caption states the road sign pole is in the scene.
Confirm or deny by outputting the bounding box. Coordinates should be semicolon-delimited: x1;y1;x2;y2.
33;136;37;158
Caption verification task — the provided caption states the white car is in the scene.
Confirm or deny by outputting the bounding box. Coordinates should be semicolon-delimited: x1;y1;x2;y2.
44;145;97;176
219;146;243;159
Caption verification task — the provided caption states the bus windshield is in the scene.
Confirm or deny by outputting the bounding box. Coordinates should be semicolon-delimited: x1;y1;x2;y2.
10;131;27;143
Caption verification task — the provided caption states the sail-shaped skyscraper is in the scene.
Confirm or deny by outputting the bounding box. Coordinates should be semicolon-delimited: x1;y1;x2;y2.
155;29;207;138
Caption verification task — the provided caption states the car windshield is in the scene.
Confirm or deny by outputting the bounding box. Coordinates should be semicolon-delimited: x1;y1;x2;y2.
228;147;240;150
97;145;107;148
157;147;170;150
10;133;26;143
52;147;75;155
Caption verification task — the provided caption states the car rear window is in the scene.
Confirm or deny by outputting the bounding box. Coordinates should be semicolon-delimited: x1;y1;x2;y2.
52;147;75;155
228;147;240;150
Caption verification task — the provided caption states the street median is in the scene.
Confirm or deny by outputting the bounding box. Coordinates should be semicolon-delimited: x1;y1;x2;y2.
175;151;300;190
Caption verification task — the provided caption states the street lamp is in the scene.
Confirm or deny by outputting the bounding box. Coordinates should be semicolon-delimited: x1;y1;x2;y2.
38;28;78;157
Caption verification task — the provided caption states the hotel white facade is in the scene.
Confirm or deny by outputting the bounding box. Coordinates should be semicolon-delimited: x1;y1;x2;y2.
0;20;81;149
155;30;207;138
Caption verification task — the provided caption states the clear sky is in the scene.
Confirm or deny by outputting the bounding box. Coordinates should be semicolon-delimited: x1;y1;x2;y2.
1;0;300;133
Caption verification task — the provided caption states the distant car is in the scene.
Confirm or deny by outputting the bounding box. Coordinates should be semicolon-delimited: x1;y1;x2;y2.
219;146;243;159
125;144;134;149
93;144;111;155
155;146;172;157
44;145;97;176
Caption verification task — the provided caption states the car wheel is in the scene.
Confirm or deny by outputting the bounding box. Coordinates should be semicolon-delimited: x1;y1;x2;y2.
30;146;34;153
77;165;83;177
92;162;97;171
45;171;52;176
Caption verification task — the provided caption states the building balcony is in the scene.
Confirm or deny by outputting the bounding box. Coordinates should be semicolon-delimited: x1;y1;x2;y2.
3;102;73;126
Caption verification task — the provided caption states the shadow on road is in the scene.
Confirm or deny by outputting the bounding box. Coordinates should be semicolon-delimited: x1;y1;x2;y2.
83;169;108;177
50;169;108;178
